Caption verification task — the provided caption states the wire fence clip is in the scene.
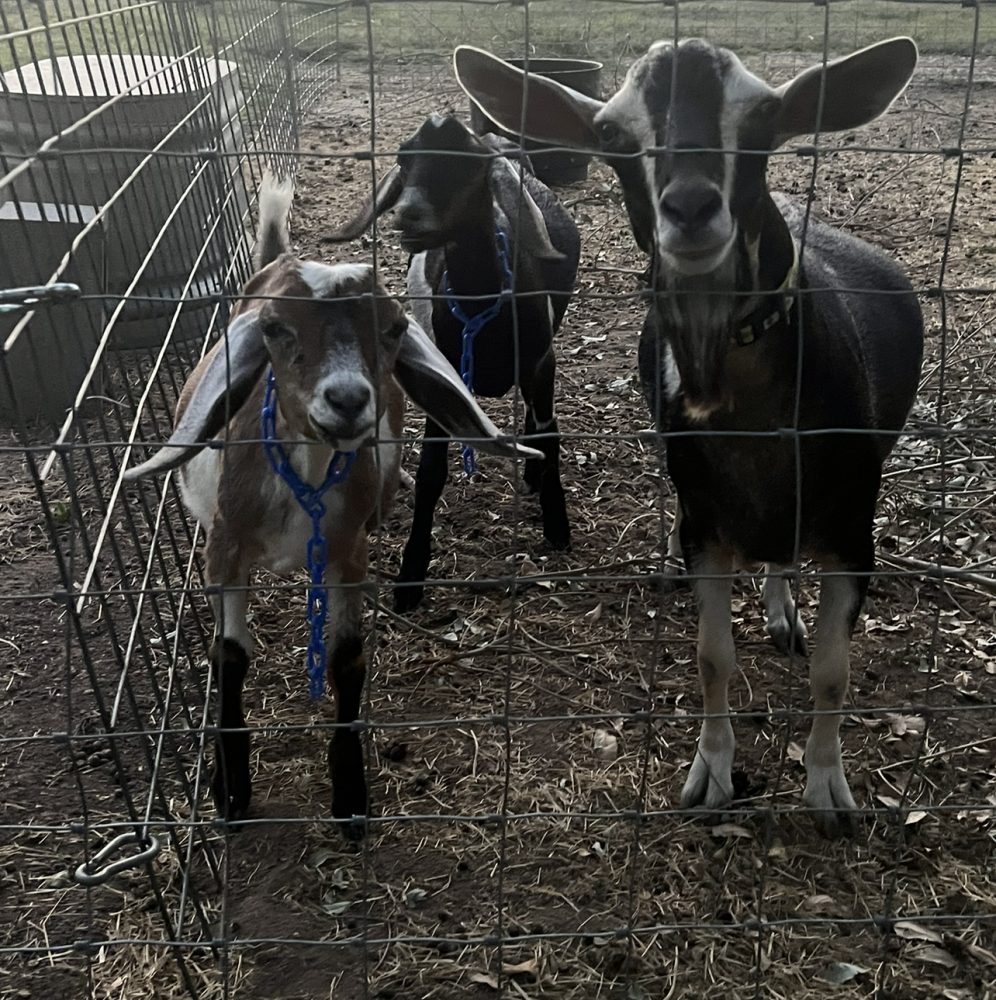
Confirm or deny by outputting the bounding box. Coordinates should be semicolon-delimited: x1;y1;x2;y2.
0;282;81;317
73;831;161;887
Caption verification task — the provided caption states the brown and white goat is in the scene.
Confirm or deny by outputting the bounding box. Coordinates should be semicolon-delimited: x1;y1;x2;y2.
456;39;924;836
124;174;539;835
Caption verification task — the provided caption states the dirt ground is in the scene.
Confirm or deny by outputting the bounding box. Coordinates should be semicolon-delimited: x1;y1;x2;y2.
2;54;996;1000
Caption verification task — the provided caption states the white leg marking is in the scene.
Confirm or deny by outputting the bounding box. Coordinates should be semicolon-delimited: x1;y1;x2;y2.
803;574;859;834
761;564;808;655
681;550;737;812
211;583;252;656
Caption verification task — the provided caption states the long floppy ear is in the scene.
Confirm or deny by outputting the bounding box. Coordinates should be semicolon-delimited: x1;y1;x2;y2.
489;152;564;262
454;45;604;151
325;164;403;242
124;311;267;479
394;318;542;461
774;37;917;146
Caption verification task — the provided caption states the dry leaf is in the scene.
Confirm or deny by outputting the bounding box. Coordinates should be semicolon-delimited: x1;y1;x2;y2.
817;961;869;984
469;972;499;990
503;957;539;979
594;729;619;762
910;944;958;969
893;920;943;944
800;893;835;912
710;823;752;839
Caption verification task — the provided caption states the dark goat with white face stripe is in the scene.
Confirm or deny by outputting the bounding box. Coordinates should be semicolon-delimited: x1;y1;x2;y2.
457;38;924;836
328;114;580;613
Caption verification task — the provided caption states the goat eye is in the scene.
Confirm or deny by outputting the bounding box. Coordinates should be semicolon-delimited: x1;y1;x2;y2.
293;351;306;366
597;120;622;146
261;320;290;340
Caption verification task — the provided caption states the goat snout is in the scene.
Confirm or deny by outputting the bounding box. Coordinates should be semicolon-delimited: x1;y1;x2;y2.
324;382;371;419
660;180;723;232
310;375;376;447
393;191;440;249
656;180;734;275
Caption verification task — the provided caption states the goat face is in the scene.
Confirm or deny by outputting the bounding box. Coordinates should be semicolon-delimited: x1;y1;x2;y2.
391;114;492;252
260;261;407;452
455;37;917;274
596;40;774;277
323;114;494;254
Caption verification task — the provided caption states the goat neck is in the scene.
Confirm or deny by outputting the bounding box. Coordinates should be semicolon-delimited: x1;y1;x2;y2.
652;192;798;420
441;195;507;301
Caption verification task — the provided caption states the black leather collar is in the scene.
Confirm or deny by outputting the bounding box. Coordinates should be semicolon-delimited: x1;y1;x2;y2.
731;240;798;347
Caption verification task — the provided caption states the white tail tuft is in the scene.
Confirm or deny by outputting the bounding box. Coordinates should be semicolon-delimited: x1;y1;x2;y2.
254;169;294;270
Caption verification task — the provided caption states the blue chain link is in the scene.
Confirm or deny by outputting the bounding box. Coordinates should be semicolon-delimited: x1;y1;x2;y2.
443;227;515;476
260;367;355;699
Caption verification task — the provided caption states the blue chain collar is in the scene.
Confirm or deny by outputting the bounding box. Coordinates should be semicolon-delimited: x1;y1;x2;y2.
260;366;355;699
443;226;514;476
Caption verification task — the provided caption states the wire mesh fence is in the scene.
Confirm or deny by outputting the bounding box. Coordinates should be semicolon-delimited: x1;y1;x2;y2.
1;1;994;998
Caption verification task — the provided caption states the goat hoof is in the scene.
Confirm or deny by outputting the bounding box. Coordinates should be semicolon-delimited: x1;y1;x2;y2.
767;620;809;658
542;525;571;551
812;809;860;840
393;583;426;614
332;793;369;841
804;768;859;838
680;746;735;817
337;818;367;842
653;558;688;594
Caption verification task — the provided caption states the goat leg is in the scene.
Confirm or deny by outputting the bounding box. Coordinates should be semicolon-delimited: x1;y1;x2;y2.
523;349;570;550
803;565;866;838
761;565;809;657
680;546;737;817
395;417;449;613
208;577;253;821
211;636;252;821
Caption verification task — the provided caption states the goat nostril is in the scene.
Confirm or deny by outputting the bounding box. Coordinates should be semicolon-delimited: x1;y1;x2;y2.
693;190;722;226
324;384;371;418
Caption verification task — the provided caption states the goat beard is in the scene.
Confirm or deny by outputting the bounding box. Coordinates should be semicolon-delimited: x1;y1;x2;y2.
652;268;740;421
667;323;730;420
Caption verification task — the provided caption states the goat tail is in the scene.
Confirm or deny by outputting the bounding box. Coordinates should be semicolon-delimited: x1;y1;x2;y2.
255;169;294;270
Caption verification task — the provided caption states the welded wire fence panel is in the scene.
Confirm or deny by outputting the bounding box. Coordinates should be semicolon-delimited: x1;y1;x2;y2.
1;1;994;999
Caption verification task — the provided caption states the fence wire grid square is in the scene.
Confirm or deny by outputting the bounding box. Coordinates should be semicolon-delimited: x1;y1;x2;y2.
1;1;995;998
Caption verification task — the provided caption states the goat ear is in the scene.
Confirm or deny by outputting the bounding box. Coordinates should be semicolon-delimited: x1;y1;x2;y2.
489;155;565;261
773;37;917;145
325;164;403;242
394;317;543;461
123;311;267;479
454;45;604;151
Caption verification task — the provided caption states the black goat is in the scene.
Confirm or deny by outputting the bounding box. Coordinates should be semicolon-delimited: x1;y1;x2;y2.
456;39;924;836
328;114;581;612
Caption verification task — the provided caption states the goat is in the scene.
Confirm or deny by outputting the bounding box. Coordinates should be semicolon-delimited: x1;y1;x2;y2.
123;173;540;835
456;39;925;836
326;114;581;612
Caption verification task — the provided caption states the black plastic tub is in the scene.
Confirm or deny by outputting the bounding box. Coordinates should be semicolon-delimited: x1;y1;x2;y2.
468;57;603;186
